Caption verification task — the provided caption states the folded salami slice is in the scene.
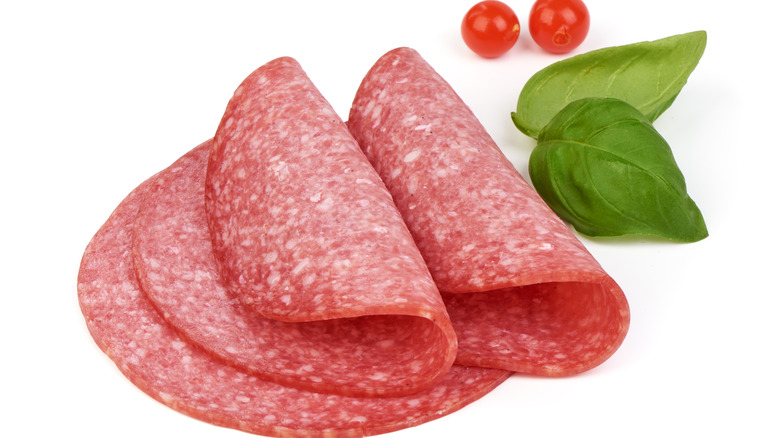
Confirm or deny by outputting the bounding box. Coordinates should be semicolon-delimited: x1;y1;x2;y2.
78;144;511;437
347;48;631;376
134;57;457;398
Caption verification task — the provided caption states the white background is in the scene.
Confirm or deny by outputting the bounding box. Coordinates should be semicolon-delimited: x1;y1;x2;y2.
2;1;778;437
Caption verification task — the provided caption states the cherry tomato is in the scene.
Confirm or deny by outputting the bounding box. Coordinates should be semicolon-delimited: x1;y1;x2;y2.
461;1;520;58
528;0;590;54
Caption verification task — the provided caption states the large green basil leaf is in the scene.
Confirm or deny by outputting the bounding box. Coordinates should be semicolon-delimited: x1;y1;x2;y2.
529;97;708;242
512;31;707;139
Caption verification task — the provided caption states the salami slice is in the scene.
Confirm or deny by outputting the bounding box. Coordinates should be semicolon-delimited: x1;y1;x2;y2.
77;142;511;437
347;48;630;376
184;57;457;397
132;137;452;397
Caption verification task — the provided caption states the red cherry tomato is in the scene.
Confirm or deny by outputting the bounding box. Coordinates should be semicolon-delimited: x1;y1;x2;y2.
528;0;590;54
461;1;520;58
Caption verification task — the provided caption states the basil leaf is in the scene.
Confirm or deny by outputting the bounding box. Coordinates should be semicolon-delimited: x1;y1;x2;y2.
529;98;708;242
512;31;707;139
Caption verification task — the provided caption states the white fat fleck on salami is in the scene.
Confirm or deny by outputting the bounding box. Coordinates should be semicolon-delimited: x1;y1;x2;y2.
313;196;334;211
403;150;421;162
290;258;310;275
266;271;281;287
347;47;630;377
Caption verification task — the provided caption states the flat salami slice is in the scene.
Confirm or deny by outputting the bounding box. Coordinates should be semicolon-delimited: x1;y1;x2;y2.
132;138;452;397
347;48;630;376
77;145;511;437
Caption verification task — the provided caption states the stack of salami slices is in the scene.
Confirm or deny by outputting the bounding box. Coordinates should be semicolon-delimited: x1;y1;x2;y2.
78;48;630;437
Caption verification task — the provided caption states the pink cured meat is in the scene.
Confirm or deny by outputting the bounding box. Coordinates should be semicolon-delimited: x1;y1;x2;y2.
137;57;456;398
347;48;630;376
77;141;511;437
205;57;451;328
133;136;451;397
